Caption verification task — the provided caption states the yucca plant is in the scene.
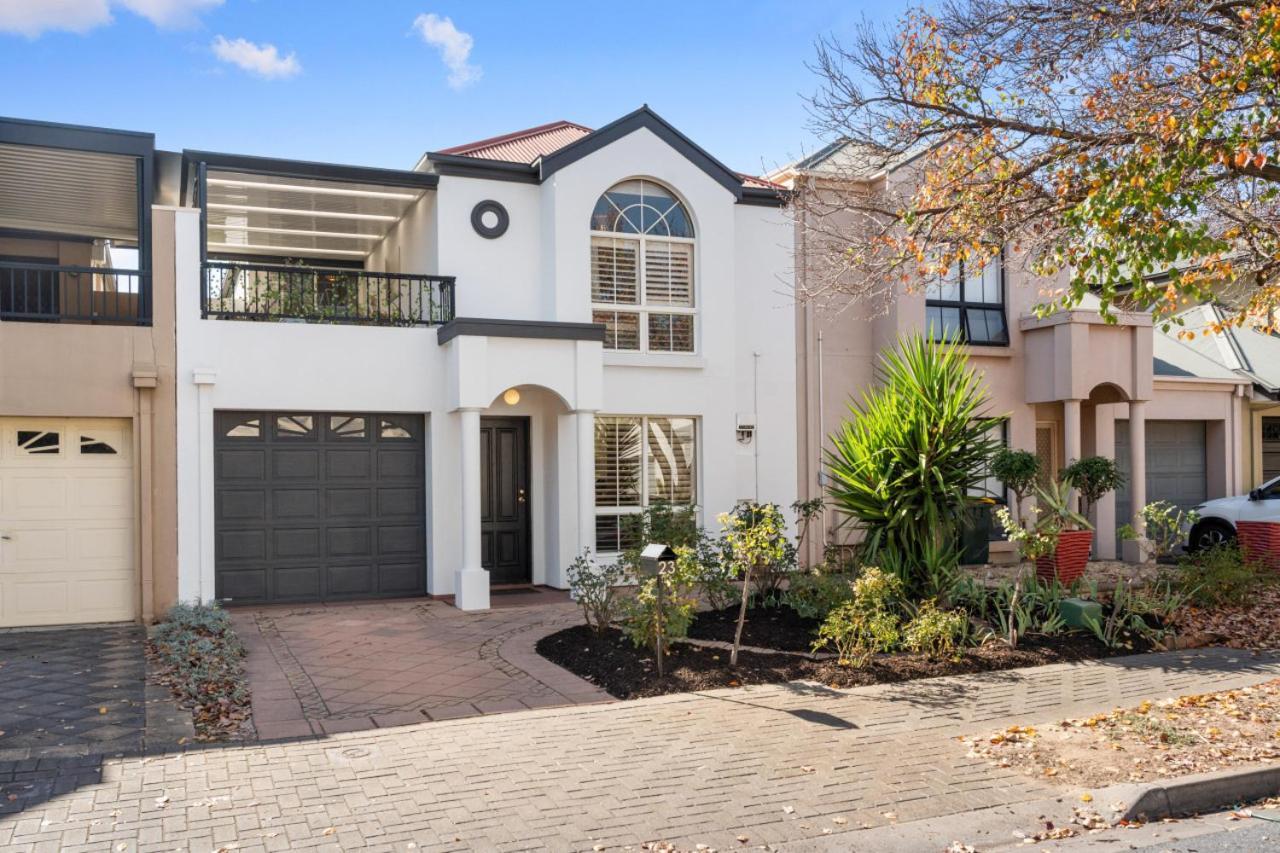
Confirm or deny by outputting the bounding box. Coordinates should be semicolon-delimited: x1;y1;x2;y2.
825;334;1004;599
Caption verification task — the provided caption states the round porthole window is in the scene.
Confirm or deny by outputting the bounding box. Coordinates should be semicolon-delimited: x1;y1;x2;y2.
470;200;509;239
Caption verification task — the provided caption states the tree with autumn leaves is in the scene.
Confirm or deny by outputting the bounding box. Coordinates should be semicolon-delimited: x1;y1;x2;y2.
797;0;1280;332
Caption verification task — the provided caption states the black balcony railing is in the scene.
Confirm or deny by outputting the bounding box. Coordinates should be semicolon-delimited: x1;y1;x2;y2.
202;262;455;326
0;262;149;325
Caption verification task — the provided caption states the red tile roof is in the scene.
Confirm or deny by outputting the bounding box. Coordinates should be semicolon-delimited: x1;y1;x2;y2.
436;118;780;191
738;172;786;190
435;120;592;164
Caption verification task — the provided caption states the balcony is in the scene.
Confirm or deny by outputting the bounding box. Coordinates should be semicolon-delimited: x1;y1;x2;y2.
0;261;148;325
202;261;454;326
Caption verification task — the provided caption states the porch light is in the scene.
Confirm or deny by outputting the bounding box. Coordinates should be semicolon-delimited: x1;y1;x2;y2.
503;388;521;406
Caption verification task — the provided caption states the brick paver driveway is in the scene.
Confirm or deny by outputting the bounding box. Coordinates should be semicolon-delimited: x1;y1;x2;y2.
2;647;1277;851
0;626;147;759
232;593;611;739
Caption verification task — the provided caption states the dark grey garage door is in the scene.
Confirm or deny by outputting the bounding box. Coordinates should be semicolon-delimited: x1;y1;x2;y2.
214;411;426;604
1116;419;1207;542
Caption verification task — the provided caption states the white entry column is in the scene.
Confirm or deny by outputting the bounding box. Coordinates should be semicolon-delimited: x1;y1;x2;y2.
455;407;490;610
1063;398;1082;510
1123;400;1149;562
575;410;596;555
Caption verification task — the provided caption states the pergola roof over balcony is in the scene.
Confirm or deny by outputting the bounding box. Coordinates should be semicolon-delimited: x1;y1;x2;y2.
0;137;144;242
184;150;437;262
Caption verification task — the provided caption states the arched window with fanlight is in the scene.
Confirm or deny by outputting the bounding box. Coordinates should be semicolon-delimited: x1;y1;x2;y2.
590;179;695;353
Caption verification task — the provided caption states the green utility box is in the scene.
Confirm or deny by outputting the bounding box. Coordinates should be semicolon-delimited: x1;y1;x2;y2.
1058;597;1103;629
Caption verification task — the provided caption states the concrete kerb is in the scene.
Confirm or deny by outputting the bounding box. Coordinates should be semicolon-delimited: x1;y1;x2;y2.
791;763;1280;852
1119;764;1280;822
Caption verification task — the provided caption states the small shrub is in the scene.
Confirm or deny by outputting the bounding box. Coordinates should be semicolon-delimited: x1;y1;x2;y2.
1080;580;1169;650
618;549;700;654
618;502;702;573
566;549;627;635
991;448;1040;508
148;602;248;739
1118;501;1199;561
811;566;905;666
691;543;738;611
813;605;900;668
995;505;1057;561
1061;456;1124;521
849;565;905;613
720;501;790;665
946;573;992;618
1174;543;1259;606
784;570;854;620
903;600;968;659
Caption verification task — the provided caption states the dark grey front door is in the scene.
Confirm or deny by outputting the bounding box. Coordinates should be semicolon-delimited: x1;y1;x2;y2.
214;411;426;604
480;416;531;584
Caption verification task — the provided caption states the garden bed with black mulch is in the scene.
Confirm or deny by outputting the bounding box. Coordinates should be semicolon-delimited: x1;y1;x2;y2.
536;622;1135;700
685;598;821;652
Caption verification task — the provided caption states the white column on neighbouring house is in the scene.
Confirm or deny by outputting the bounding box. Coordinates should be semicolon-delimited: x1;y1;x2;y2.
1131;399;1152;532
455;407;490;611
575;410;596;555
1063;398;1083;510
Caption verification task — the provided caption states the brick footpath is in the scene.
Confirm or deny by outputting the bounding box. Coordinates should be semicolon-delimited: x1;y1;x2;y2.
1;647;1277;852
233;599;610;740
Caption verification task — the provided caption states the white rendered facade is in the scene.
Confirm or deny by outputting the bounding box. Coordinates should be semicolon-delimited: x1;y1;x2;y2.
173;109;796;610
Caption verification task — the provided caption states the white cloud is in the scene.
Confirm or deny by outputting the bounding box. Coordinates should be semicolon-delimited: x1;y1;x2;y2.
0;0;112;37
118;0;223;28
211;35;301;79
0;0;221;37
412;13;480;90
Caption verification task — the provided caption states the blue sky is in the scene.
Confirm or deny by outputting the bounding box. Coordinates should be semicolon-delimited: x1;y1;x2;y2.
0;0;901;176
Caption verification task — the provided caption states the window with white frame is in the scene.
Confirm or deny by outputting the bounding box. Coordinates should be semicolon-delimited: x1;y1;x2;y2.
925;252;1009;345
594;415;697;552
590;179;695;353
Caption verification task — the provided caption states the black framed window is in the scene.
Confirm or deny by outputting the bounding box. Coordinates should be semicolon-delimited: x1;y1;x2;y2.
970;419;1009;502
926;253;1009;346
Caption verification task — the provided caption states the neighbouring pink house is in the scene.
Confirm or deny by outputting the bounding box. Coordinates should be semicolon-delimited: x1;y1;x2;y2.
772;142;1267;563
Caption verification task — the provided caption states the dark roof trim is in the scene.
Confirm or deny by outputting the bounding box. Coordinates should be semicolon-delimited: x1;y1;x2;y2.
426;152;540;184
437;317;607;345
539;106;746;198
0;116;154;158
738;185;791;208
182;149;439;190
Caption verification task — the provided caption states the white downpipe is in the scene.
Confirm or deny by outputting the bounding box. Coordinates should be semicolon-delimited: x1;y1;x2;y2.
752;351;761;502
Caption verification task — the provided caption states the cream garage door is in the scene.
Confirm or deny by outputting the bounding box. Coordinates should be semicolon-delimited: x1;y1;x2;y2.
0;418;135;627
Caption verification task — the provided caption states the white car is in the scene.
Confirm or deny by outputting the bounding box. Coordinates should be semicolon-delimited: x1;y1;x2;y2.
1188;475;1280;550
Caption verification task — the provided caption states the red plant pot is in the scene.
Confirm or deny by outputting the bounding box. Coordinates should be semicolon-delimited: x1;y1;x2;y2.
1236;521;1280;572
1036;529;1093;585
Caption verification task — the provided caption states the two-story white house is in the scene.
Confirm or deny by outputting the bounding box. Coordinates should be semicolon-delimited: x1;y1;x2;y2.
170;107;796;611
